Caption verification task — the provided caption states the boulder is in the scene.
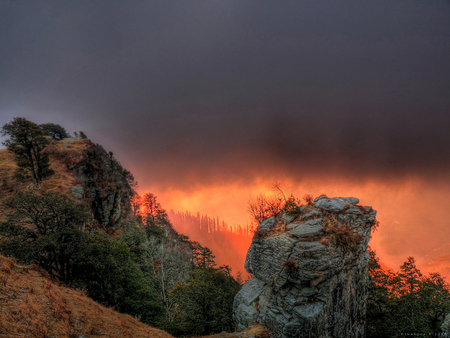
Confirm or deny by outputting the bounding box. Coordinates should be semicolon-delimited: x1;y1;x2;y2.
257;216;276;231
71;186;84;199
442;313;450;332
234;196;377;338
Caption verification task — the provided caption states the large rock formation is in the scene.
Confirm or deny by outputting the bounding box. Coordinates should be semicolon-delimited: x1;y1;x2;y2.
233;196;377;338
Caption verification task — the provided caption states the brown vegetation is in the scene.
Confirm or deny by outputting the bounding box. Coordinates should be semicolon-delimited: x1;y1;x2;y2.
0;255;173;338
282;259;299;272
0;139;89;211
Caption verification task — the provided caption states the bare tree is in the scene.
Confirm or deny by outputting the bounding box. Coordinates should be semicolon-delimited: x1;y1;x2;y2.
247;194;283;225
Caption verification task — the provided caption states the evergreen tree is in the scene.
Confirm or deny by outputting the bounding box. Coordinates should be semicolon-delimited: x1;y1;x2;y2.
1;117;54;185
367;249;450;337
40;123;70;140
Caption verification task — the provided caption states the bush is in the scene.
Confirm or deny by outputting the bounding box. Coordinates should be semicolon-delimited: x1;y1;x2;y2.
283;194;302;215
303;194;314;204
248;194;283;224
324;224;363;252
254;229;270;239
283;259;299;272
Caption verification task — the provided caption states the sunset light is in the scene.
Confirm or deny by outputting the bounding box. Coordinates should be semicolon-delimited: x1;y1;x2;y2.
1;1;450;336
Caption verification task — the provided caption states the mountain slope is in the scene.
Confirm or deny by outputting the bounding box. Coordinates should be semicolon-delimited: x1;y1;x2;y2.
0;254;173;338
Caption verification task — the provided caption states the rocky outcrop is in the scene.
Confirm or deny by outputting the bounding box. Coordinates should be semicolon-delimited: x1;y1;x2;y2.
70;143;133;227
234;196;377;338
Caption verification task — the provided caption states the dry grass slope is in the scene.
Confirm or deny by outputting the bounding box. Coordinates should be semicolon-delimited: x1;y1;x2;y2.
0;255;173;338
0;139;88;210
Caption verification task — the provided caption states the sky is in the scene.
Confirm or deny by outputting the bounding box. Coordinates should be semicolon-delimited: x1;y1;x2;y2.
1;1;450;273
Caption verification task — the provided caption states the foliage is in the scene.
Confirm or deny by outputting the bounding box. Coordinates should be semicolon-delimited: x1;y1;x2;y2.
2;190;89;235
191;241;216;269
74;144;136;226
0;190;90;279
166;267;241;336
1;117;54;185
40;123;71;140
254;229;270;239
78;131;88;139
283;259;299;272
0;190;162;325
69;233;162;325
366;249;450;337
283;194;302;215
303;194;314;204
323;224;363;252
142;193;164;223
248;194;283;224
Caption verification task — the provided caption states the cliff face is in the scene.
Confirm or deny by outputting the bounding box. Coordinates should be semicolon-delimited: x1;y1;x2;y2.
71;143;133;227
233;196;377;338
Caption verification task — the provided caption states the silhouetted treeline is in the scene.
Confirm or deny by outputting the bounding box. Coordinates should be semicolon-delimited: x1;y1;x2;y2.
169;210;255;237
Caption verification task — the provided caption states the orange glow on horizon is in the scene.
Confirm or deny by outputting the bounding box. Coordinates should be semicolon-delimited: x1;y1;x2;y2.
139;175;450;280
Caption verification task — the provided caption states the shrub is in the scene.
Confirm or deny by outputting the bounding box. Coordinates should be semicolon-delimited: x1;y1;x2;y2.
303;194;314;204
283;259;299;272
283;194;302;215
254;229;270;239
324;225;363;252
248;194;283;224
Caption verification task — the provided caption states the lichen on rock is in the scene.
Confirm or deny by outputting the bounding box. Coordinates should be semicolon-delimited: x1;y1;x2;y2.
234;195;377;338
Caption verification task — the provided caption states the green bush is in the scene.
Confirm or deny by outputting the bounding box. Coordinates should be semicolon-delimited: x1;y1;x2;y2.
283;194;302;215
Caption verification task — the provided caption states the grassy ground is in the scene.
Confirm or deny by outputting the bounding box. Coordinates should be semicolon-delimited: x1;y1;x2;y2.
0;255;173;338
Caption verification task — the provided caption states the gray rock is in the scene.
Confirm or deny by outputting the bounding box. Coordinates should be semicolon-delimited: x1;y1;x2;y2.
286;223;298;230
442;313;450;332
287;219;323;238
300;287;318;297
282;213;297;223
338;197;359;205
245;233;297;282
316;197;360;212
71;186;84;199
67;141;75;144
299;205;308;212
315;198;346;212
257;216;276;231
301;210;322;220
313;195;328;203
345;205;362;215
63;144;71;149
293;302;323;320
233;277;266;331
234;195;377;338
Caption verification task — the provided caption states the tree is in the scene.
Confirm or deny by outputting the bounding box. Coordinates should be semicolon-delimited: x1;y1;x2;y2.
2;190;89;235
1;117;54;185
191;241;216;269
78;131;88;139
168;267;241;336
40;123;70;140
142;193;166;224
366;249;450;337
0;190;89;280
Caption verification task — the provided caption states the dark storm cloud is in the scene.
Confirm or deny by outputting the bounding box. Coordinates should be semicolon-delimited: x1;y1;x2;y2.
1;0;449;187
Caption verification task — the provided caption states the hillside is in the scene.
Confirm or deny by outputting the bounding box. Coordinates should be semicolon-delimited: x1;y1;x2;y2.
0;254;173;338
0;127;244;337
0;138;87;208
